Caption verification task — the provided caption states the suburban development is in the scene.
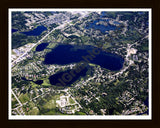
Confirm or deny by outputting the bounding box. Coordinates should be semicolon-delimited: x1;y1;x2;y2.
10;10;150;117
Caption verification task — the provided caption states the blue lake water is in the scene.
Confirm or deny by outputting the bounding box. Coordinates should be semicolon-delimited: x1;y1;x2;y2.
36;43;49;51
12;29;18;33
34;80;43;85
21;25;47;36
21;77;30;81
49;67;88;86
100;11;107;18
86;19;117;34
44;44;124;71
113;21;120;25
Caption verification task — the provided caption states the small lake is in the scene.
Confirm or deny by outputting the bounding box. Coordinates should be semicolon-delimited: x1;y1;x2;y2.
21;77;43;85
36;43;49;51
34;80;43;85
21;25;47;36
49;67;88;86
86;19;117;33
44;44;124;71
12;29;18;33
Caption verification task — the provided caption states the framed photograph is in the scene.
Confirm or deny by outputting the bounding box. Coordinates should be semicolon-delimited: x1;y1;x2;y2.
1;0;160;128
9;8;151;120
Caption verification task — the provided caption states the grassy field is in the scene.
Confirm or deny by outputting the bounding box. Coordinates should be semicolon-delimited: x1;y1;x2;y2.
12;94;19;108
30;81;39;88
114;79;120;86
47;42;57;49
69;97;75;104
41;78;51;87
28;107;39;115
43;109;65;115
19;93;30;103
43;99;56;109
43;94;61;110
11;50;16;55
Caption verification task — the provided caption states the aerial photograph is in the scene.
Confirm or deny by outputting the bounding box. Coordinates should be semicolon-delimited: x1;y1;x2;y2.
9;9;151;119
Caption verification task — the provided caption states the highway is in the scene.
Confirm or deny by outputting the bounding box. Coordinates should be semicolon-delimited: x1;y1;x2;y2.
11;19;73;68
11;12;91;68
11;90;22;106
11;13;90;114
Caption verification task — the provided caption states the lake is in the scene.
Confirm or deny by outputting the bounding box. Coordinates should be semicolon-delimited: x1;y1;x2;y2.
12;29;18;33
44;44;124;71
34;80;43;85
21;77;43;85
36;43;49;51
49;67;88;86
21;25;47;36
86;19;117;33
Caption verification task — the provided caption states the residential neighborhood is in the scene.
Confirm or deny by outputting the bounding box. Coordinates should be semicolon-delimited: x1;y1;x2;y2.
11;10;150;116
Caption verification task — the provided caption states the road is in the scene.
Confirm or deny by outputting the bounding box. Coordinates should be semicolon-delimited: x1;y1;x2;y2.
11;18;78;68
11;24;67;67
11;90;22;106
11;12;93;115
12;90;50;111
11;12;91;68
11;12;91;114
112;34;148;78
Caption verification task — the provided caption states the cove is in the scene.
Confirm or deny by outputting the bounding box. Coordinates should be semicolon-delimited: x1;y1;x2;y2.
44;44;124;71
21;25;47;36
36;43;49;51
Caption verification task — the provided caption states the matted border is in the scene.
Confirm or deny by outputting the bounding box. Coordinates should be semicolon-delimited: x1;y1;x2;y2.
8;8;152;120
